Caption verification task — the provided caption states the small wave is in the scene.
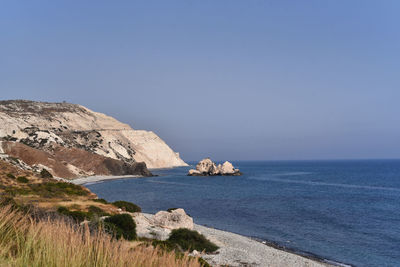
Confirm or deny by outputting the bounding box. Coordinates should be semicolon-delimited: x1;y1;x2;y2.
250;177;400;192
272;172;313;177
273;172;312;176
84;181;103;186
324;259;353;267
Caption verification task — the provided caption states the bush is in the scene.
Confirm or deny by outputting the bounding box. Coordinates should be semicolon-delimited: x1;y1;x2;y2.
88;205;110;217
6;173;15;179
57;206;91;223
93;198;108;204
112;201;141;213
29;182;89;197
17;176;29;183
40;169;53;178
168;228;218;253
104;214;136;240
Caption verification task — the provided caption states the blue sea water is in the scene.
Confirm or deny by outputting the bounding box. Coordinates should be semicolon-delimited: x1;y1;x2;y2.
86;160;400;267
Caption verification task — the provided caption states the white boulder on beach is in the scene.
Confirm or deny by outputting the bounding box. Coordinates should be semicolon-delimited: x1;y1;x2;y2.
133;208;193;240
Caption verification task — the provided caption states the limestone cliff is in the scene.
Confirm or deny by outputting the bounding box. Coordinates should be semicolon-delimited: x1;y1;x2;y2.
0;100;187;178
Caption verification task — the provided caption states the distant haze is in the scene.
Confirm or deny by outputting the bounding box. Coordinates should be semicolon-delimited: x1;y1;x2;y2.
1;1;399;161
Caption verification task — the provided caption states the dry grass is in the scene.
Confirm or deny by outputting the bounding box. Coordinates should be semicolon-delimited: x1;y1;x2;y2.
0;206;201;267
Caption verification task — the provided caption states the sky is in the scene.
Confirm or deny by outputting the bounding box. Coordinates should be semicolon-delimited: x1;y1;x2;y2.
1;1;399;161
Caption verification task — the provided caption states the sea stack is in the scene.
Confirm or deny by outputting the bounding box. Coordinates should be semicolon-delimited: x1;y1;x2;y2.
188;158;242;176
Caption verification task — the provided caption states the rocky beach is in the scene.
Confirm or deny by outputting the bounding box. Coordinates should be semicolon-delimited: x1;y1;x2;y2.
132;210;333;267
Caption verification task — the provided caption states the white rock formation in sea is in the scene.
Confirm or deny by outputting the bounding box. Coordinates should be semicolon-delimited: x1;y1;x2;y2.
0;100;187;178
188;158;241;176
133;208;193;240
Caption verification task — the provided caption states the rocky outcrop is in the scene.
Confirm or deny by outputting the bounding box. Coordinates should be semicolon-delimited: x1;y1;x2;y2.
133;208;193;240
0;100;188;178
188;158;241;176
1;141;151;178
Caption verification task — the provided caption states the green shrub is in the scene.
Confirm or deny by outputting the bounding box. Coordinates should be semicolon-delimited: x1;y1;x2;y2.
88;205;110;217
29;182;88;197
92;198;108;204
102;221;124;239
152;240;181;252
151;239;212;267
17;176;29;183
104;214;136;240
6;173;15;179
167;228;218;253
112;200;141;213
40;169;53;178
57;206;91;223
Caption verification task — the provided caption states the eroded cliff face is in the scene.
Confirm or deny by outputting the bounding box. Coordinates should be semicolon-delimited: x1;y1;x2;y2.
0;100;187;178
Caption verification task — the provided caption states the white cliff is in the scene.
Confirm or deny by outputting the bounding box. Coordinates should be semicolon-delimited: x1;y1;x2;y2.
0;100;187;170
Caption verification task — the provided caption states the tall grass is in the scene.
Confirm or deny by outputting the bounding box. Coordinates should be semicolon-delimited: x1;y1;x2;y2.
0;206;201;267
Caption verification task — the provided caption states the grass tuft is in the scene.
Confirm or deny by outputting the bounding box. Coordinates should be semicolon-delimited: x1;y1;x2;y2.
0;205;201;267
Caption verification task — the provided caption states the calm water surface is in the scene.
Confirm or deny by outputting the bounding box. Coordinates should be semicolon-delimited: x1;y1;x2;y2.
87;160;400;267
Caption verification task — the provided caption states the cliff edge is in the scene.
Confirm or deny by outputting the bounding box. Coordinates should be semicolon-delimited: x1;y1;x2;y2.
0;100;187;178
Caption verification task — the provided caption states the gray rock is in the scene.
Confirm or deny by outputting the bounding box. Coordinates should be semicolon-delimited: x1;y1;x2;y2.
133;209;193;241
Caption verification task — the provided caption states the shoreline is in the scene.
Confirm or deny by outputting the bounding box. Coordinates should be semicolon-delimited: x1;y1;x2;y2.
75;175;350;266
70;175;142;185
140;213;343;267
193;224;346;267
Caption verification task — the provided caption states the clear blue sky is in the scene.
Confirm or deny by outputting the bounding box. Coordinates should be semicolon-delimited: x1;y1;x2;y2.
1;1;399;161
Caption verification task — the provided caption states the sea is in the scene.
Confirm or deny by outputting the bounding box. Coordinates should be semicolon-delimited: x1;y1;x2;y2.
86;160;400;267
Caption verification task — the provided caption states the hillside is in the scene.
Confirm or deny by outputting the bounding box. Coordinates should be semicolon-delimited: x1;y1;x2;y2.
0;159;204;267
0;100;187;178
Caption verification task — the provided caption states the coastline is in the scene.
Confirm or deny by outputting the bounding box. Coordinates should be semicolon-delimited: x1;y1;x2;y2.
193;224;347;267
77;175;349;266
139;212;338;267
70;175;142;185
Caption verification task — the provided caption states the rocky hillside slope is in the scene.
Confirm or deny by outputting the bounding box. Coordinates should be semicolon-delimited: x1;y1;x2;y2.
0;100;187;178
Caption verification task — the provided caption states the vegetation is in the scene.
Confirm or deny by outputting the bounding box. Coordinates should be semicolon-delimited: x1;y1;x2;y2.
0;205;202;267
28;182;89;197
40;168;53;178
93;198;108;204
104;214;137;240
16;176;29;183
57;205;112;223
57;206;91;223
167;228;219;253
112;200;141;212
0;160;210;266
88;205;110;217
